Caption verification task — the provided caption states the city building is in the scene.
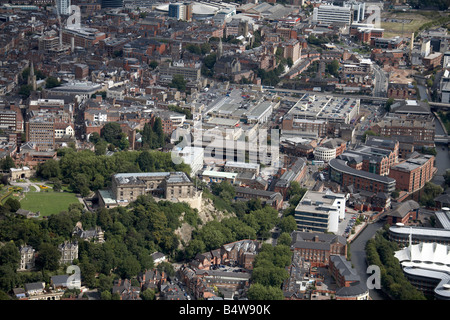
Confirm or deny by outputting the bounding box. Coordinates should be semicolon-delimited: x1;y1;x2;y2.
159;61;202;81
329;158;396;193
56;0;70;15
18;245;35;271
234;186;283;210
98;171;200;209
313;146;336;162
174;146;204;177
201;170;238;184
286;94;360;125
101;0;123;8
370;113;435;147
312;5;352;25
294;190;346;233
290;231;347;267
168;3;193;21
388;224;450;246
338;144;398;176
224;161;260;175
58;241;78;265
384;200;420;226
25;117;56;152
388;154;436;193
395;242;450;300
329;255;370;300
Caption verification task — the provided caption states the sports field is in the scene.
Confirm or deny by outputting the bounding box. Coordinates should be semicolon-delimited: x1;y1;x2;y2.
20;192;80;216
380;11;435;38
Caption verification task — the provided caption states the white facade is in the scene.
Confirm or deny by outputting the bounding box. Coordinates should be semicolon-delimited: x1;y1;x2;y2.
177;146;204;176
313;5;352;25
313;146;337;162
294;190;346;233
55;125;75;139
442;81;450;104
56;0;70;15
421;40;431;57
444;51;450;68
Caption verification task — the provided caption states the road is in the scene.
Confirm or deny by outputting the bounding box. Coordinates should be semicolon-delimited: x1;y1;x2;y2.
373;64;388;97
349;220;390;300
9;179;46;192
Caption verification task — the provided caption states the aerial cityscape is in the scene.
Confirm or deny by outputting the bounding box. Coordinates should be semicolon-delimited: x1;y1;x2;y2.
0;0;450;306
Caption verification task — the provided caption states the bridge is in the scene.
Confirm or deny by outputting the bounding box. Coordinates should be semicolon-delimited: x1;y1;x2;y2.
435;134;450;144
269;87;450;110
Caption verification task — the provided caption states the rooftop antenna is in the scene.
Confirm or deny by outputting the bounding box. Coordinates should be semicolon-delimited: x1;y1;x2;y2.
409;227;412;262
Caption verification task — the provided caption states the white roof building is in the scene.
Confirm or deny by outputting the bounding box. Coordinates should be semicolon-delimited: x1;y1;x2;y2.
395;242;450;299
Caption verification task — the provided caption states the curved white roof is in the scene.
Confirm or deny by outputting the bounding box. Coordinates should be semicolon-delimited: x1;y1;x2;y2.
396;243;450;298
155;3;222;15
396;242;450;266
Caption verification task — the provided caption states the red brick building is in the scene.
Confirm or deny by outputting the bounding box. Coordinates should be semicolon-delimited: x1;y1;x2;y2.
290;231;347;267
388;154;436;193
385;200;420;226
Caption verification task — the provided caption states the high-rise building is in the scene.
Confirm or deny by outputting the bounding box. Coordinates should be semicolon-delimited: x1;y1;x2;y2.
168;3;186;20
101;0;123;9
313;5;352;25
56;0;71;15
26;117;56;152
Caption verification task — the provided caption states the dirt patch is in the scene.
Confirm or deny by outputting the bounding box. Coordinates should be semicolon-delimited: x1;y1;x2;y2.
384;66;417;84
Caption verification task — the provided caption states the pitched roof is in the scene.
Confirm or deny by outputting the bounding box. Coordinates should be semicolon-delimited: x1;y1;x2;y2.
387;200;420;218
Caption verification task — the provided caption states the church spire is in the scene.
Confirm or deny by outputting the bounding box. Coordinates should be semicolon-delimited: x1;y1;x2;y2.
217;38;223;61
28;62;37;91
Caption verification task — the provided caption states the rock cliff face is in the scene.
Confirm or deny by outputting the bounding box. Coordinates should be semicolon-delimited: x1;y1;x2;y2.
174;197;235;249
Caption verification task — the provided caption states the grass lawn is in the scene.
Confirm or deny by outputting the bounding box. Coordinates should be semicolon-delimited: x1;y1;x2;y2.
380;11;436;38
20;192;80;216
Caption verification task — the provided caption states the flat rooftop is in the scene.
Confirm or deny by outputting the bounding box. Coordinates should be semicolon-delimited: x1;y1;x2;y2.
287;94;359;123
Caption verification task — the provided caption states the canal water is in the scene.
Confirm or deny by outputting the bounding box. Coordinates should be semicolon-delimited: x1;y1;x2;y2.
432;117;450;187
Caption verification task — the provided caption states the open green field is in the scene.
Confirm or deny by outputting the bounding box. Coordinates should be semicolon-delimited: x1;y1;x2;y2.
20;192;80;216
380;11;440;38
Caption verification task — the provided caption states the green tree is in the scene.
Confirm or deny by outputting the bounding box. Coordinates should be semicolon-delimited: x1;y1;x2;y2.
326;59;340;77
247;283;284;300
101;290;112;300
118;255;141;279
101;122;123;147
170;74;187;92
0;265;17;293
277;232;292;246
149;61;158;70
37;159;61;180
362;130;378;142
141;288;156;300
0;156;15;170
278;216;297;234
95;140;108;156
385;97;395;112
18;85;32;98
35;243;61;271
89;132;101;144
0;242;20;270
4;198;21;212
45;76;61;88
157;261;175;277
